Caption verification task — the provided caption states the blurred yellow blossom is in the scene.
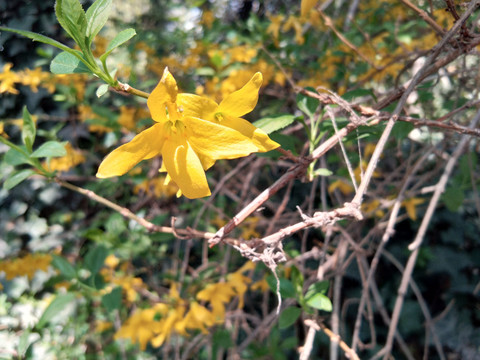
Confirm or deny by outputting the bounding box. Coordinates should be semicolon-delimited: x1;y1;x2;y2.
43;143;86;173
0;253;52;280
301;0;318;17
20;67;55;93
95;320;113;333
201;10;215;29
402;197;425;221
328;179;354;195
251;277;270;292
266;14;285;46
361;199;385;218
133;176;179;198
282;16;305;45
115;284;187;350
101;257;146;303
115;304;166;350
0;63;21;94
175;302;215;335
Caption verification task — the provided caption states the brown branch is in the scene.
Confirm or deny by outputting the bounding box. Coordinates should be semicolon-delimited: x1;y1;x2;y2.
208;120;361;247
303;319;360;360
55;178;240;246
318;10;378;68
400;0;445;36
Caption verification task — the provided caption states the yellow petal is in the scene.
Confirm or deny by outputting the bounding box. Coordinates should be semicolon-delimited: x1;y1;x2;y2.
177;93;218;121
147;67;178;122
218;114;279;152
162;133;211;199
96;124;164;178
217;72;263;117
301;0;317;17
185;117;259;160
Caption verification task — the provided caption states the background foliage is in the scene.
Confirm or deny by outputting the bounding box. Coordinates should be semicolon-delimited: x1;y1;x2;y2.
1;0;479;359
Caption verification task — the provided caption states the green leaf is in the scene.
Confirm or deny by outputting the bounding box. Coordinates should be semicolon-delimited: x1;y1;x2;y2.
305;281;329;298
195;67;216;76
99;28;136;62
51;255;77;279
305;293;332;312
305;281;332;311
266;276;296;299
4;148;31;166
36;293;75;329
253;114;295;134
85;0;112;43
96;83;109;98
0;26;76;54
442;187;464;212
3;169;36;190
101;286;122;311
84;245;108;275
55;0;88;48
392;121;414;140
290;265;304;297
17;329;31;358
312;168;333;177
31;141;67;158
22;106;36;153
342;88;376;102
279;306;302;329
296;88;320;118
50;51;91;74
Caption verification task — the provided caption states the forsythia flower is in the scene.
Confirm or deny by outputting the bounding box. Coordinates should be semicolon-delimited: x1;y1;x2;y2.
0;63;21;94
401;197;425;221
43;143;86;173
97;68;279;199
0;253;52;280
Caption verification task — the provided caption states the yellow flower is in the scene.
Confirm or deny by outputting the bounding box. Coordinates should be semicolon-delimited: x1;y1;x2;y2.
361;199;385;218
266;14;285;46
251;277;270;292
104;254;120;269
401;197;425;221
97;68;279;199
282;16;305;45
115;304;165;350
95;320;113;333
227;262;254;309
301;0;318;17
201;10;215;29
175;302;215;335
133;176;179;198
0;63;21;94
43;143;86;173
197;282;236;321
19;67;53;93
328;179;354;195
0;253;52;280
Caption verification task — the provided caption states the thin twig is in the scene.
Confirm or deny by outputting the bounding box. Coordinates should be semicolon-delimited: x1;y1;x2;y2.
378;107;480;360
304;320;360;360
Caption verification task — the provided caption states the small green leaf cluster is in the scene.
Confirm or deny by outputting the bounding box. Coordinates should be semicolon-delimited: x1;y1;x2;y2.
1;107;67;190
0;0;136;90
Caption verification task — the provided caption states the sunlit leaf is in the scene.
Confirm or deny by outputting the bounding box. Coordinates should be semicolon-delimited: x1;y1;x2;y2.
253;114;295;134
31;141;67;158
36;293;75;329
85;0;112;43
50;51;91;74
3;169;36;190
99;28;136;62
